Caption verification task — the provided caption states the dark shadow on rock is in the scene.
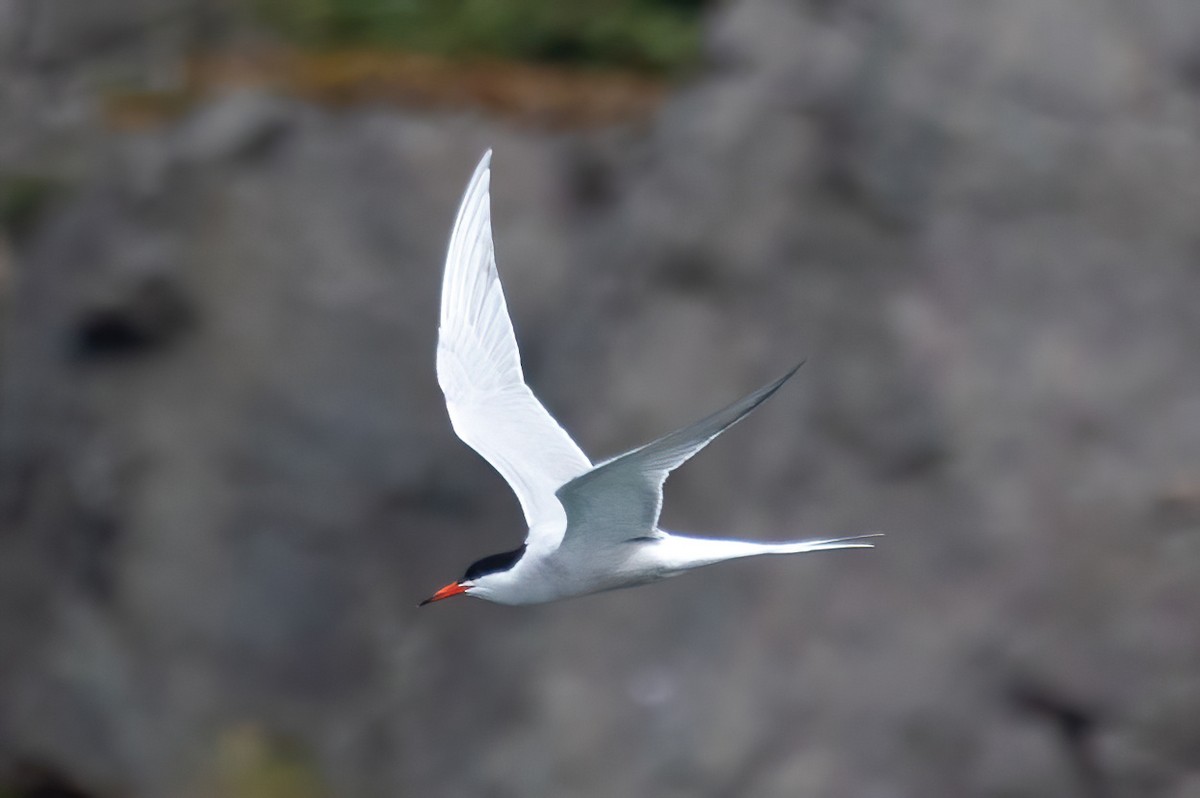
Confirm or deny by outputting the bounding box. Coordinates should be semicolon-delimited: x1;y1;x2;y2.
1008;677;1109;798
2;760;100;798
71;275;193;361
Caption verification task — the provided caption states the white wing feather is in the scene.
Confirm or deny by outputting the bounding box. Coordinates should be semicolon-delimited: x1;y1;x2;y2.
555;363;805;551
437;151;592;538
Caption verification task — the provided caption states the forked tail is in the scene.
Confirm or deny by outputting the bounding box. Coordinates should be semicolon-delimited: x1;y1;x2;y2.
654;532;882;572
760;533;883;555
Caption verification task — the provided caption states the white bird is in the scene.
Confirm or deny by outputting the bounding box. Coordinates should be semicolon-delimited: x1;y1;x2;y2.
420;151;878;607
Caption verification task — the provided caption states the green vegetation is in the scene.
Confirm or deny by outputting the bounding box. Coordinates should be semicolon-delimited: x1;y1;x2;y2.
0;175;62;238
250;0;707;74
211;725;328;798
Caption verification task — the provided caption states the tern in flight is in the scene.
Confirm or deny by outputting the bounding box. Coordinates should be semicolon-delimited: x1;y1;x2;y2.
421;151;878;607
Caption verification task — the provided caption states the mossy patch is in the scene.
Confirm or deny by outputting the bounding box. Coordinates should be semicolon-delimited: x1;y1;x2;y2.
250;0;706;75
0;175;63;239
204;724;328;798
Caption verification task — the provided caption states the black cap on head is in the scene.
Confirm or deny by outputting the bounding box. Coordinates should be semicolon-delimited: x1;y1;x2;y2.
463;544;526;582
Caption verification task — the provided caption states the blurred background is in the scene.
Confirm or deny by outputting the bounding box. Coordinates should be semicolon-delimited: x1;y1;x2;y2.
2;0;1200;796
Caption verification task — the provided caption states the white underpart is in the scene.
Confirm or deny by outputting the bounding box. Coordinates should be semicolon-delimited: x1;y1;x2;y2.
435;151;877;606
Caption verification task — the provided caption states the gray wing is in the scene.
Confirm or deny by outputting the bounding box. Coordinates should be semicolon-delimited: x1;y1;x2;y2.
437;151;592;540
554;362;805;550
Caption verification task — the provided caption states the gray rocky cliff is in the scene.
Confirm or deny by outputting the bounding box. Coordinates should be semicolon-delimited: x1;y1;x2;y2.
2;1;1200;796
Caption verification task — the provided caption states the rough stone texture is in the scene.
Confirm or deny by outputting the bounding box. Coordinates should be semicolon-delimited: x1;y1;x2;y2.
3;0;1200;796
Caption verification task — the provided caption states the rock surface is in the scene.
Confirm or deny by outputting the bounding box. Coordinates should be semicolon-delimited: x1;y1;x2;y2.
2;0;1200;796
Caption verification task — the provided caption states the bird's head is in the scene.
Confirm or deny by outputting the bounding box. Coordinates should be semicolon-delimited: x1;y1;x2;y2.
418;544;526;606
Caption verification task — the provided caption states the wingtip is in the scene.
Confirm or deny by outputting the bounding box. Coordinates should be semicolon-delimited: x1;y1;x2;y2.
463;149;493;190
768;358;807;393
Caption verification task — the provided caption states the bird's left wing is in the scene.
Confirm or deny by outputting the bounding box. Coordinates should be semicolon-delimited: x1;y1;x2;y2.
555;363;804;550
437;151;592;536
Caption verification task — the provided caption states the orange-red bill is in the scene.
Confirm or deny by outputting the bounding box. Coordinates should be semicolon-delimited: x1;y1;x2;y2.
419;581;468;607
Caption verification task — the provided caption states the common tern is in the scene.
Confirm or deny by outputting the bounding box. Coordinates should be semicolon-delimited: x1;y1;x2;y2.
421;151;878;607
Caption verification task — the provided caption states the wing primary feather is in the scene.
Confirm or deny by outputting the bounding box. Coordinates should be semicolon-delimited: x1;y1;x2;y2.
436;150;592;542
556;361;806;549
613;359;805;475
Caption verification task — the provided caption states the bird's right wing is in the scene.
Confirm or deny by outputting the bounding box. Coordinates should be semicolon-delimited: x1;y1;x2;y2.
438;151;592;539
555;362;805;551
